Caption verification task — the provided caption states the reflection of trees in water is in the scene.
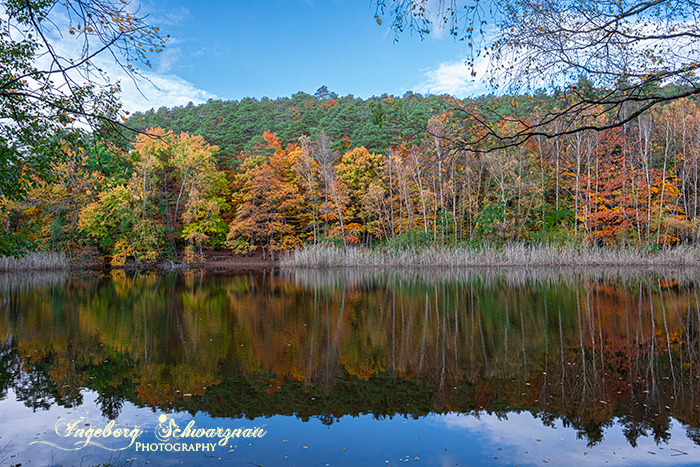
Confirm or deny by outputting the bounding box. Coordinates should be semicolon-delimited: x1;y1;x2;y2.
532;278;700;447
0;271;71;293
0;342;17;401
0;269;699;446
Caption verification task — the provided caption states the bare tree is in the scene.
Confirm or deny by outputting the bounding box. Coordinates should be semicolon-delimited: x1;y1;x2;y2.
375;0;700;147
314;132;347;247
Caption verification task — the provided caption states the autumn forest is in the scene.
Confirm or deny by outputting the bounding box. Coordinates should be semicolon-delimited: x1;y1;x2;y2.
3;88;700;266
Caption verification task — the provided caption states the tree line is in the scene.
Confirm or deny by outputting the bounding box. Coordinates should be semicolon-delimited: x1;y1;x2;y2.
2;89;700;264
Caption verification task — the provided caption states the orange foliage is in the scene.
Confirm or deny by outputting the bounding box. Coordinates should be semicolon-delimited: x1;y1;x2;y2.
580;129;683;245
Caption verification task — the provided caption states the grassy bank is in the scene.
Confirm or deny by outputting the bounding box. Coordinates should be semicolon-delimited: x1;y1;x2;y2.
280;243;700;268
0;251;70;271
5;244;700;271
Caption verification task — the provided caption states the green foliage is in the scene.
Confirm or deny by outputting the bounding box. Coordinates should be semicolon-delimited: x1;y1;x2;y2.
473;201;506;244
381;228;433;250
545;207;574;230
0;229;35;257
129;92;456;163
529;225;578;246
86;142;128;180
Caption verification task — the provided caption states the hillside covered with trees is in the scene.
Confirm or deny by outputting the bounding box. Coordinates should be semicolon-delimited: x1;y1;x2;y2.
2;87;700;266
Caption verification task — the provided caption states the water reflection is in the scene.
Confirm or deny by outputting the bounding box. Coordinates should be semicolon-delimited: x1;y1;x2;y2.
1;268;699;450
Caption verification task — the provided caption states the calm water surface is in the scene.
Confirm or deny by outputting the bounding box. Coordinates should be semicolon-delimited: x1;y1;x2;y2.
1;268;700;466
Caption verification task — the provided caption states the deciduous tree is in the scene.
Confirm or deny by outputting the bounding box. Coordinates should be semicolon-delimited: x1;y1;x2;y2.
0;0;166;255
376;0;700;146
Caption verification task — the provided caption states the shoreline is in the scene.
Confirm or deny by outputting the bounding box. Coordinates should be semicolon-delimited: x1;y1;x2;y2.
6;243;700;272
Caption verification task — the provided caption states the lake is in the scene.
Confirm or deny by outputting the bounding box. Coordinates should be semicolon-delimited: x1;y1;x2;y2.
1;268;699;466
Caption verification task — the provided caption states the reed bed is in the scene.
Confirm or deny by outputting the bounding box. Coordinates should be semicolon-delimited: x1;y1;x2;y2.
280;243;700;269
0;251;70;271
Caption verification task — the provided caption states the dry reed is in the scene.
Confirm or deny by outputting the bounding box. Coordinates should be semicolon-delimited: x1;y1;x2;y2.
280;243;700;269
0;251;70;271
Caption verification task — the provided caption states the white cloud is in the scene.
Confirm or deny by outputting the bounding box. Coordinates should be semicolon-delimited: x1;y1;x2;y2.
432;412;700;467
119;72;217;112
194;45;224;58
156;47;183;73
26;3;215;115
138;2;191;26
424;0;450;39
413;55;490;97
407;0;473;40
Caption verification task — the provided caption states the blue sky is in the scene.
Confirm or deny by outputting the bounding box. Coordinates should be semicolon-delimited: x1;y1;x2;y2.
112;0;489;112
